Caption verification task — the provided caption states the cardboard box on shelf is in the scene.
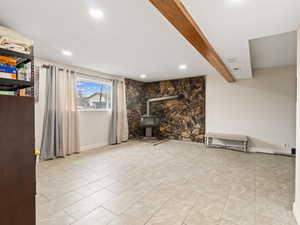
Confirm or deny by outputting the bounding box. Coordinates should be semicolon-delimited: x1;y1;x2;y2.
0;56;16;66
0;64;16;74
0;72;17;79
0;91;15;96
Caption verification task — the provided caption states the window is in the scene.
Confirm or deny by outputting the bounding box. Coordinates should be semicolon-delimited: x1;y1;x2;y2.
76;76;112;111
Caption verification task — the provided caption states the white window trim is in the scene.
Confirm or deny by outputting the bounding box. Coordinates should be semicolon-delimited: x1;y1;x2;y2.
78;108;112;112
77;75;112;86
76;75;112;112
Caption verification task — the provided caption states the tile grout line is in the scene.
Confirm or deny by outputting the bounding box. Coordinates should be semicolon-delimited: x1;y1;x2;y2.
255;154;257;225
181;191;203;225
142;196;173;225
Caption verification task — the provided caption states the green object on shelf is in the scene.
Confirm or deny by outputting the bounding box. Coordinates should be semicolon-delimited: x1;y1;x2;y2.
18;63;27;80
0;90;15;96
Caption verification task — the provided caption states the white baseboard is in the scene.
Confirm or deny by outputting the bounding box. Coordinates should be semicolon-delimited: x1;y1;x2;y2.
80;142;108;152
248;147;276;154
249;147;291;155
294;202;299;225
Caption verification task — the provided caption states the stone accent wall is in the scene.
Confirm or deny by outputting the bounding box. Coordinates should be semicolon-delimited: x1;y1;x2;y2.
125;79;146;138
125;76;206;142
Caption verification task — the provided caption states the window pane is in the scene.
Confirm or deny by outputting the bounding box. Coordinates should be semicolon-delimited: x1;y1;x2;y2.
76;78;112;111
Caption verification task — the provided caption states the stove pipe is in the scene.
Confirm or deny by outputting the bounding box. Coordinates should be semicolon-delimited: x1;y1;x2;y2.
146;95;178;116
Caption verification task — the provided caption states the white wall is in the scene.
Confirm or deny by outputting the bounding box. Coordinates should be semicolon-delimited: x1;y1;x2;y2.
35;60;46;151
294;29;300;224
206;66;296;154
34;58;119;151
78;111;111;151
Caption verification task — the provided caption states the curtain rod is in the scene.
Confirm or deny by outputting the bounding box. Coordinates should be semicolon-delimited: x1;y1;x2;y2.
42;64;64;71
41;64;116;82
77;72;113;81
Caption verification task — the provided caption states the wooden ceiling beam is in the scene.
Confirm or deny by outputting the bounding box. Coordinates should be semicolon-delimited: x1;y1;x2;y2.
149;0;236;82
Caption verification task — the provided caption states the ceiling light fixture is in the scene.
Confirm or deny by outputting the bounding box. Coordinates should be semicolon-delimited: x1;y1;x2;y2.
62;50;72;56
140;74;147;79
179;64;187;70
89;8;104;19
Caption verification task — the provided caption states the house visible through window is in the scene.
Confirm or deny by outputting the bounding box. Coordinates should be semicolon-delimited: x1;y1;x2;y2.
76;76;112;111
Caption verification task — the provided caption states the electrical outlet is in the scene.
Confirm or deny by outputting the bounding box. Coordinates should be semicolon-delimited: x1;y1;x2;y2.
283;144;290;154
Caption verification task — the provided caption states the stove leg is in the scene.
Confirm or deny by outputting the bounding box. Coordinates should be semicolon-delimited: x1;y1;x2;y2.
146;127;153;137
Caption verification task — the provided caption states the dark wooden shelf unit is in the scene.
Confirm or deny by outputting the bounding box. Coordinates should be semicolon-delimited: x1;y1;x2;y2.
0;47;33;65
0;95;36;225
0;46;35;225
0;78;34;91
0;47;34;95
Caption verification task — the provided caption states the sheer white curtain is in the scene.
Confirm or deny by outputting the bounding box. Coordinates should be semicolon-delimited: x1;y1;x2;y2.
40;66;80;160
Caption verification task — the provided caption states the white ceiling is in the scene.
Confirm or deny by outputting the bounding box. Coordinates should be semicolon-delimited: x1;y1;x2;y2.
250;31;297;69
0;0;299;82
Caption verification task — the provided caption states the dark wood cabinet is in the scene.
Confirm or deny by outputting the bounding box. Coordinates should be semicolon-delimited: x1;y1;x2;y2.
0;95;35;225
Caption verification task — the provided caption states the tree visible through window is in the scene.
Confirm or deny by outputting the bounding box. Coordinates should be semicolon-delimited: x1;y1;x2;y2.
76;77;112;111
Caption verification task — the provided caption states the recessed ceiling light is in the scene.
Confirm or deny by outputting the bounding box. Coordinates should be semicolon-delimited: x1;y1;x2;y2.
89;8;104;19
62;50;72;56
179;64;187;70
140;74;147;79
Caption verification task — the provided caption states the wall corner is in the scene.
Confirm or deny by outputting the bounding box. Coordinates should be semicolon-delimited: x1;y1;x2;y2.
294;202;300;225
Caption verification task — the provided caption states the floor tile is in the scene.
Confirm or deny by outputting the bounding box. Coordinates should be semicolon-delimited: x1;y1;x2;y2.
64;189;115;220
72;207;115;225
36;141;296;225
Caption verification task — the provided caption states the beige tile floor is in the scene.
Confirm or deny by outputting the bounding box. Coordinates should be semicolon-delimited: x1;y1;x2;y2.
36;140;296;225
